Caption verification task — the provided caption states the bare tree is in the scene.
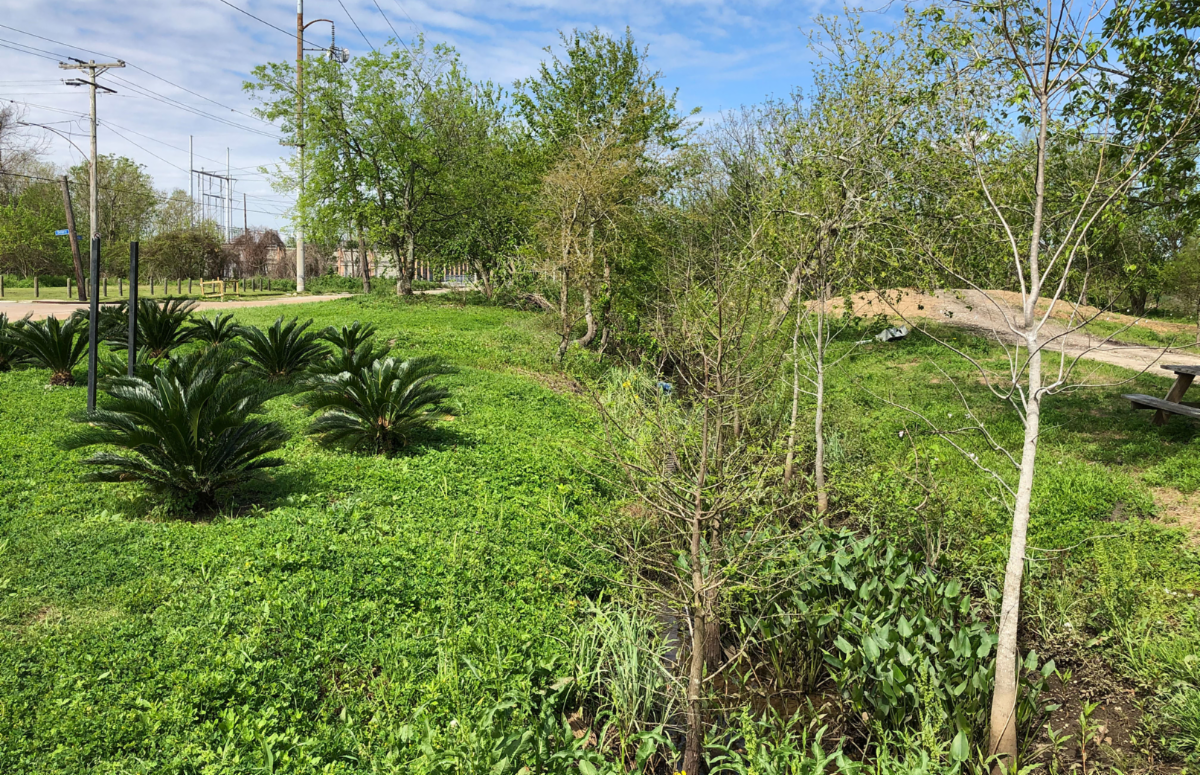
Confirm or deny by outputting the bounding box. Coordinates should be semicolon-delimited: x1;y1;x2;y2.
882;1;1200;768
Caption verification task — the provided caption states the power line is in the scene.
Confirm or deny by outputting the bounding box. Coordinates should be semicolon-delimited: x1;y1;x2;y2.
215;0;304;42
339;0;377;52
0;24;279;130
107;75;279;139
0;169;291;216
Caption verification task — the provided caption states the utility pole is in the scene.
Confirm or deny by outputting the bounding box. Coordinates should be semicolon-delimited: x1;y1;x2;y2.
61;57;124;413
189;135;194;227
296;0;306;292
59;175;86;301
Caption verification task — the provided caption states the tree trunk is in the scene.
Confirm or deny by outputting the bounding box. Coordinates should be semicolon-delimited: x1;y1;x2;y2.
814;291;828;515
396;229;414;296
989;337;1041;772
683;390;712;775
1129;288;1148;316
574;285;598;347
785;308;802;483
556;267;571;363
357;225;371;295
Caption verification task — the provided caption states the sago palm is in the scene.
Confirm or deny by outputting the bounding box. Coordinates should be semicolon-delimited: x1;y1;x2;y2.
60;346;289;511
303;356;455;455
7;315;89;385
0;313;31;372
135;298;197;358
192;312;241;348
313;321;388;376
240;317;328;381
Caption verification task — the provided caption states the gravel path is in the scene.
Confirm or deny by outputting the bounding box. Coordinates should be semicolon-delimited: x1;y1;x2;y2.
834;288;1200;375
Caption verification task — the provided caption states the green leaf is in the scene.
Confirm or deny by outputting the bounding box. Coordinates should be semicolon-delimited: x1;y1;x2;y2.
950;730;970;762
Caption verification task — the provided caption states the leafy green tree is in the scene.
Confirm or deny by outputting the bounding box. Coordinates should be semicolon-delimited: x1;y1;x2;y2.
248;38;480;295
69;155;158;275
518;28;693;357
60;346;289;512
0;165;73;277
142;223;232;279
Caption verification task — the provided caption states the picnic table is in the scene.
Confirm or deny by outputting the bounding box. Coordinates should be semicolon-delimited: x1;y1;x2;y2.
1124;364;1200;425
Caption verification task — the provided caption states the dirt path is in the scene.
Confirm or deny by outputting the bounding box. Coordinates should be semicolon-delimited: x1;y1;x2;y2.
833;289;1200;374
0;294;355;320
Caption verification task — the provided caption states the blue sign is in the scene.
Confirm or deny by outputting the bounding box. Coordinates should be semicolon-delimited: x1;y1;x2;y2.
55;229;70;236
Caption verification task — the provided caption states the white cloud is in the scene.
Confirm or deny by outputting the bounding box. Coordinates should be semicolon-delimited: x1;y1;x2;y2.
0;0;867;230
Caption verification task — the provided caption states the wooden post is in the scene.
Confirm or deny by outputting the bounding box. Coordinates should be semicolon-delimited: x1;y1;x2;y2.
150;277;155;295
34;275;39;297
119;277;123;296
68;276;72;298
188;278;193;294
60;176;86;301
103;276;108;297
177;278;181;294
1;274;4;297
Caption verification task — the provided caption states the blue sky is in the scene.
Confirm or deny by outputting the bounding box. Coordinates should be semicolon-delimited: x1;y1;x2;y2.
0;0;900;231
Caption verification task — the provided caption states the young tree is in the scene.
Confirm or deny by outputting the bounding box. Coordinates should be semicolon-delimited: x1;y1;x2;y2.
904;2;1200;768
518;28;693;355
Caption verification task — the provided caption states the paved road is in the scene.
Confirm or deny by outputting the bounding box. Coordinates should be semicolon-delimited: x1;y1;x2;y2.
0;294;354;320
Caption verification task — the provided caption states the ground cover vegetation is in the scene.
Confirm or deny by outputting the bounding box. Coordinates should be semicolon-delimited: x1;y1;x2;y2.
2;0;1200;772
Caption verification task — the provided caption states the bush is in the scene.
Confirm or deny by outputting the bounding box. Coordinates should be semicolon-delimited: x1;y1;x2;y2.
313;321;389;375
6;314;89;385
303;356;454;454
0;313;31;371
59;346;289;511
134;298;197;358
238;317;327;382
192;312;241;348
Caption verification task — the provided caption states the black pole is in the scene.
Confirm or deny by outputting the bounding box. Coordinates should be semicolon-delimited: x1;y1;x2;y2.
87;237;100;411
128;242;139;378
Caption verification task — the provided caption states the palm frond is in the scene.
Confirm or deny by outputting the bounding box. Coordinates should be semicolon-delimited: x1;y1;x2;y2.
0;313;32;372
303;356;456;455
7;315;89;385
59;346;289;512
239;317;328;382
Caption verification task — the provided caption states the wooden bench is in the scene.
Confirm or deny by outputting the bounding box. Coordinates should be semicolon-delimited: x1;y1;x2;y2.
1125;394;1200;420
1125;364;1200;425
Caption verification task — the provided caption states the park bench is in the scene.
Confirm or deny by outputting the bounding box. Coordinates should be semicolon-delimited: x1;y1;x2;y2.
1124;364;1200;425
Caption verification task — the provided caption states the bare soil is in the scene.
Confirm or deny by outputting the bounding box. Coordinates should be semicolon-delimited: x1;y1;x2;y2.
828;289;1200;374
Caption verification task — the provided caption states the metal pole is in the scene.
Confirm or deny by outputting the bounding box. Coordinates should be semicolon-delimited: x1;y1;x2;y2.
128;242;138;377
189;136;194;227
87;236;100;410
296;0;306;292
226;148;231;241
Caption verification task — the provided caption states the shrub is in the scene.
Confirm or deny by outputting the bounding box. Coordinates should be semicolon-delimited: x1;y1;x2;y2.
192;312;241;348
6;315;89;385
133;298;197;358
0;313;31;371
314;321;389;375
303;356;454;454
239;317;327;381
59;346;289;511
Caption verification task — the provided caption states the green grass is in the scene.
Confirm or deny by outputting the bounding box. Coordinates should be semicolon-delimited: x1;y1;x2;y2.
0;297;607;773
0;283;292;303
816;325;1200;763
2;298;1198;770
